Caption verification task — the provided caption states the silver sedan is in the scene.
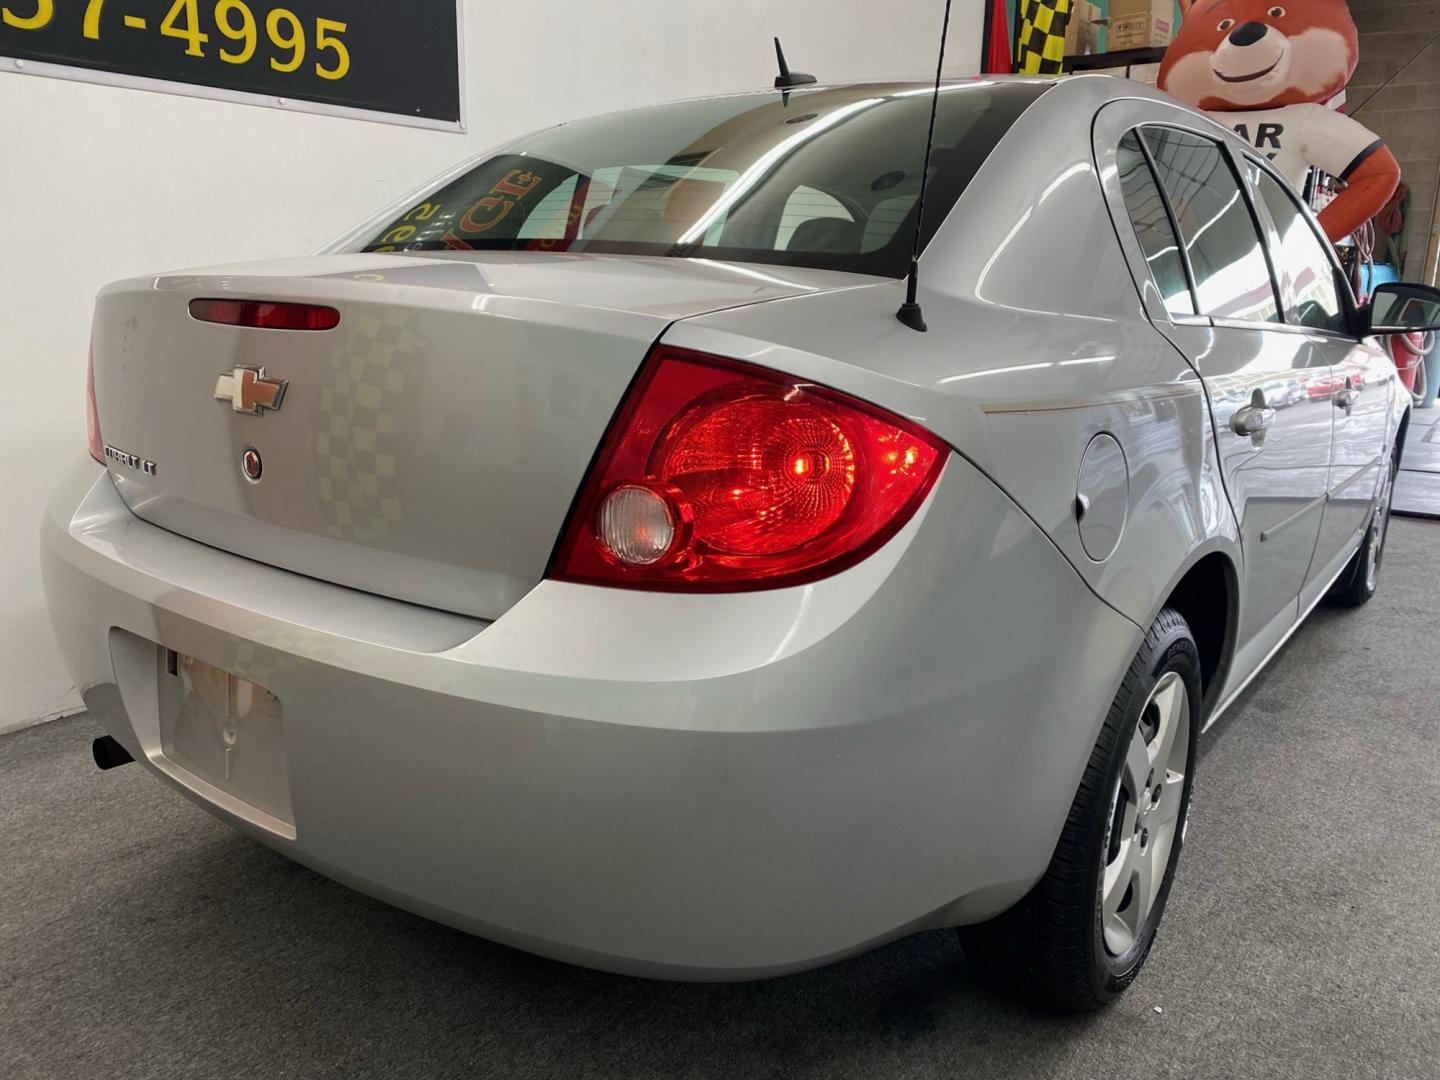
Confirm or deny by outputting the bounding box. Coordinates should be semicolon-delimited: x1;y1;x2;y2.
43;75;1437;1011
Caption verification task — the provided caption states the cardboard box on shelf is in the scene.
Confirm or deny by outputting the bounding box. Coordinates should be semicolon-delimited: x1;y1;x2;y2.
1105;0;1176;50
1064;1;1103;56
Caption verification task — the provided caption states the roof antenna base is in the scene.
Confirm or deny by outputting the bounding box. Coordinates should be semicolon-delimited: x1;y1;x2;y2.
895;260;928;331
895;301;928;333
773;37;817;89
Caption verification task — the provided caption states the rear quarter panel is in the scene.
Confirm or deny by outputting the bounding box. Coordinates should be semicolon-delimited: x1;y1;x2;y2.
671;78;1241;635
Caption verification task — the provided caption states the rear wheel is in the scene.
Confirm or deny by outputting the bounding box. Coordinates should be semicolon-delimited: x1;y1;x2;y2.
1329;449;1397;608
960;607;1200;1012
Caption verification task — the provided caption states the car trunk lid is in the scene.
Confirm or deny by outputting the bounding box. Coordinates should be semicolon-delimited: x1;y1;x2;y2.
91;251;871;619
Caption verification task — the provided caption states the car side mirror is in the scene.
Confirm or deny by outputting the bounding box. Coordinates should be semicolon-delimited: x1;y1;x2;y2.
1364;282;1440;335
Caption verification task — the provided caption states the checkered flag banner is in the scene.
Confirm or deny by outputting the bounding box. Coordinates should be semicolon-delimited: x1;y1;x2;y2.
1015;0;1073;76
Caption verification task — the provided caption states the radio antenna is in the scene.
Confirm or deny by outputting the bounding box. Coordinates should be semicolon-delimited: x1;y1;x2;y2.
896;0;954;333
773;38;817;90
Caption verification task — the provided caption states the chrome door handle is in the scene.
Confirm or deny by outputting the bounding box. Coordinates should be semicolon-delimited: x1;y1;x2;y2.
1334;387;1360;409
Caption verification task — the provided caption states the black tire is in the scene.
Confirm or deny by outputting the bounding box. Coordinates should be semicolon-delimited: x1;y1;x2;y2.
1328;449;1398;608
959;607;1201;1013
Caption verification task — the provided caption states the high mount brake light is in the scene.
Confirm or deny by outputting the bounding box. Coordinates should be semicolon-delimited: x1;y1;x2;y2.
188;298;340;331
551;346;947;591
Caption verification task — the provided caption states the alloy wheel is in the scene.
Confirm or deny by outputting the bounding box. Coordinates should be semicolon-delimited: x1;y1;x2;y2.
1100;670;1191;957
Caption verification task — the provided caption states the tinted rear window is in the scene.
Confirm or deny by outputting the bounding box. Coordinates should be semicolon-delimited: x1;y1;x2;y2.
352;82;1048;277
1116;131;1194;317
1141;127;1280;325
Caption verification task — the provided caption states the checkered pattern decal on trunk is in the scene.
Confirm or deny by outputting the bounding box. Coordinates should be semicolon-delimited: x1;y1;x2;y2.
313;308;421;543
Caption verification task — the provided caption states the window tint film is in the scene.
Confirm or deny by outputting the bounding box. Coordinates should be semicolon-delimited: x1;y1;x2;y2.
1142;127;1280;324
1251;168;1348;334
353;83;1049;277
776;185;855;251
1117;131;1194;316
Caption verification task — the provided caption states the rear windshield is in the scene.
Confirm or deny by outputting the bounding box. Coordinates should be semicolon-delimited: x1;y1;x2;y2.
352;81;1047;277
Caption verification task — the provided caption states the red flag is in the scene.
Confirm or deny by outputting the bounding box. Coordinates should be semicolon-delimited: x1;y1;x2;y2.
985;0;1013;74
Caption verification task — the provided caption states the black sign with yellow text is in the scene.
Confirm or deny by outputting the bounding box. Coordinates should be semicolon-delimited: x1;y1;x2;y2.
0;0;461;127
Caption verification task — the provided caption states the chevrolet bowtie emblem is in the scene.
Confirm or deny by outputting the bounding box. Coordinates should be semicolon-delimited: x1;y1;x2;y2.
214;366;287;415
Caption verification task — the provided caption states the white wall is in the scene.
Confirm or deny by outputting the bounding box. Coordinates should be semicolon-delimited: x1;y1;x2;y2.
0;0;981;732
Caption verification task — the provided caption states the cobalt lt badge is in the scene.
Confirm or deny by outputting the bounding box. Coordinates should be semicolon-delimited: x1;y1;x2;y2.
241;446;263;482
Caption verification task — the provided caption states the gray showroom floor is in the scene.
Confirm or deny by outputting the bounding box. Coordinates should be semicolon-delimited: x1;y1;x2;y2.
4;522;1439;1080
1395;403;1440;518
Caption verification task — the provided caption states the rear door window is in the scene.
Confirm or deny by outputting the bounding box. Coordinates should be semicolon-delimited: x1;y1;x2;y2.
1141;127;1281;325
1116;131;1194;317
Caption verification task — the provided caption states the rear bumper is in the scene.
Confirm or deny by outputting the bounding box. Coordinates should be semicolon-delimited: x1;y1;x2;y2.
41;455;1141;979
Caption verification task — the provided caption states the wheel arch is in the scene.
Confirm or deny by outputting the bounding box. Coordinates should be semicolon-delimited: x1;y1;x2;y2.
1146;544;1240;720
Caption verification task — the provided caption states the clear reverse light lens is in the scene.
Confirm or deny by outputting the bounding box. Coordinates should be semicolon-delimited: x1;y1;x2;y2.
597;484;678;566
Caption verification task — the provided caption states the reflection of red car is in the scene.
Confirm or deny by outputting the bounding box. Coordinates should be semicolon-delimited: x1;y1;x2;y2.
1306;370;1348;398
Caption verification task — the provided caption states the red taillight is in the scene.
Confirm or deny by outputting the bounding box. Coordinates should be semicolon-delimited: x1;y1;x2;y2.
86;343;104;465
188;298;340;331
551;347;947;591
